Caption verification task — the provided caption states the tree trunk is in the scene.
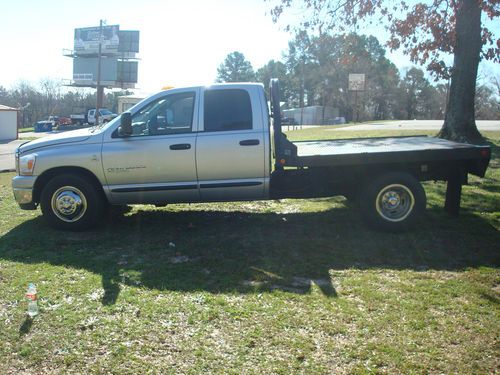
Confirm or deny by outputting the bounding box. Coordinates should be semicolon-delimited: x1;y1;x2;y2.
406;93;415;120
438;0;484;144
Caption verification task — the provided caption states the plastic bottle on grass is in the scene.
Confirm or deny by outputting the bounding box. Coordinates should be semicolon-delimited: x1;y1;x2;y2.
26;283;39;317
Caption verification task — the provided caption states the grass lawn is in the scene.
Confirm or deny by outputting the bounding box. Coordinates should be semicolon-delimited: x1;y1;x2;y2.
0;129;498;373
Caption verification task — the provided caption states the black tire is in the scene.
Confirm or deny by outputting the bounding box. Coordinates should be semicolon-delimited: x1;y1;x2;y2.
359;172;426;232
40;174;104;230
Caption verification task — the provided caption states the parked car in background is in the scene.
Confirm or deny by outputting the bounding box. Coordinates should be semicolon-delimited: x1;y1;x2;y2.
56;116;72;126
87;108;117;125
70;108;118;126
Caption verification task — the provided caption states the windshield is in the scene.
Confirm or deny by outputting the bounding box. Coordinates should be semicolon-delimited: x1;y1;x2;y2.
99;109;113;115
90;113;121;133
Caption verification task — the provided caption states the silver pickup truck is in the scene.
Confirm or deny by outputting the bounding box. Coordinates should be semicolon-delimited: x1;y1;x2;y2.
12;80;491;232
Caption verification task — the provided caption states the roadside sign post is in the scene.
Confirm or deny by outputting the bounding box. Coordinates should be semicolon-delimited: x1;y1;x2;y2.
349;74;366;123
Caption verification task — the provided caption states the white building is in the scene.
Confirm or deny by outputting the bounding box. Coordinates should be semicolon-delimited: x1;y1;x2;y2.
283;106;340;125
0;105;18;141
117;95;146;113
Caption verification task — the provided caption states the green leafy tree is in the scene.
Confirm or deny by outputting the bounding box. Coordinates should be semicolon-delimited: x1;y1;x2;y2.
333;34;401;121
402;68;430;120
369;58;401;120
216;51;256;83
0;86;10;106
256;60;290;101
283;32;402;121
475;83;500;119
420;83;447;120
283;31;318;107
395;67;446;120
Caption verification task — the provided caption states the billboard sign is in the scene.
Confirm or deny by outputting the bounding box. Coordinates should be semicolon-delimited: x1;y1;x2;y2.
348;73;366;91
74;25;120;55
118;30;140;53
117;61;138;83
73;57;118;84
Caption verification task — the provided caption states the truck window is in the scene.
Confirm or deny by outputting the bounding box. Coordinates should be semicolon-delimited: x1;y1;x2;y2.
204;89;252;132
126;92;195;137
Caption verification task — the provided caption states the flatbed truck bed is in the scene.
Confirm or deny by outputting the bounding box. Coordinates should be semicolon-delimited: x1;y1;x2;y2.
269;79;490;229
292;135;490;175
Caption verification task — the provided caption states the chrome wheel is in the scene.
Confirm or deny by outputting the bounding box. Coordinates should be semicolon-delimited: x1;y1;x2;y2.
375;184;415;222
51;186;88;223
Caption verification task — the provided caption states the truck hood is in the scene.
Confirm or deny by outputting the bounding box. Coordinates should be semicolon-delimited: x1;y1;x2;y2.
19;128;94;153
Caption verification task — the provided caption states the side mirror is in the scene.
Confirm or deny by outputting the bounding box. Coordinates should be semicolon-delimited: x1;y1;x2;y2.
118;112;133;136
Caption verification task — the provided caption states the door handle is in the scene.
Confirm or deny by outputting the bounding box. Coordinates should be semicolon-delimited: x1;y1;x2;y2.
239;139;260;146
169;143;191;150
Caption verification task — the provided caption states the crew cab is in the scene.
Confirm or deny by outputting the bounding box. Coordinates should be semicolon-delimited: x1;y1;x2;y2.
12;80;491;231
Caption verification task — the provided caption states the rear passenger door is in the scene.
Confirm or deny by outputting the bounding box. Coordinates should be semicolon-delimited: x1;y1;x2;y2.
196;86;266;201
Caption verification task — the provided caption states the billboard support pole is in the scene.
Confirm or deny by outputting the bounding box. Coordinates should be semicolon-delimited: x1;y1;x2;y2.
96;19;103;125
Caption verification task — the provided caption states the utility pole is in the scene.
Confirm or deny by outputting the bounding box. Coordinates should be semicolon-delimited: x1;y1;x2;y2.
95;19;104;125
354;90;358;123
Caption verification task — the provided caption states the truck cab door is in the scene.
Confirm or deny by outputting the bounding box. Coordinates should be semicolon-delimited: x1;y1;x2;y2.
101;89;200;204
88;109;95;125
195;86;268;201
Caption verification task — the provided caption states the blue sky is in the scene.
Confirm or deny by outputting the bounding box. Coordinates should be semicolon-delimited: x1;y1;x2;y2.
1;0;498;94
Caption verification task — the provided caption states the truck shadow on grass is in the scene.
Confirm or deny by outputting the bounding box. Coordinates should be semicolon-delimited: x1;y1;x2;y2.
1;205;499;305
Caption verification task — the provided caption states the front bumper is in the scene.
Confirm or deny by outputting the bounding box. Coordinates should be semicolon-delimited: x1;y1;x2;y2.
12;175;37;209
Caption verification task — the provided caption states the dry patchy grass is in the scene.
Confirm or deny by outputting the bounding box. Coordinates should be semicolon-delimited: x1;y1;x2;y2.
0;130;498;374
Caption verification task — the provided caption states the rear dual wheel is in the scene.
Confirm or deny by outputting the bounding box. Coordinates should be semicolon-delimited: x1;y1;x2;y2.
360;172;426;232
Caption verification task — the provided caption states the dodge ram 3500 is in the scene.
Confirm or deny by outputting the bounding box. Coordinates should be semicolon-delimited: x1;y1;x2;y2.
12;80;491;231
